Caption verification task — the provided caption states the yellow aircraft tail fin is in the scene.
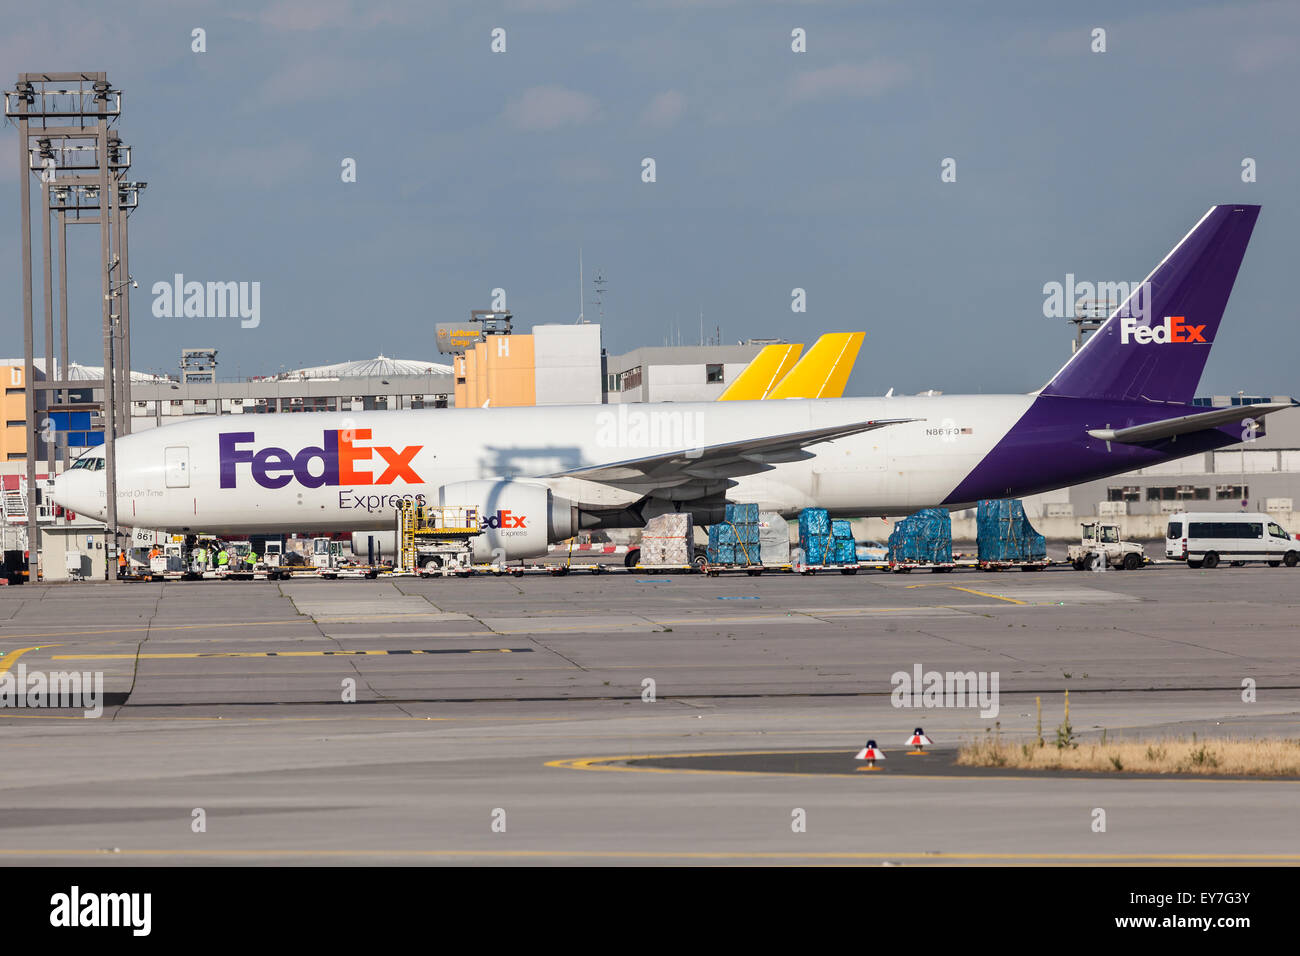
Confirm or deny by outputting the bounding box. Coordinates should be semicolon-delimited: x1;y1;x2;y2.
717;343;804;401
766;332;865;399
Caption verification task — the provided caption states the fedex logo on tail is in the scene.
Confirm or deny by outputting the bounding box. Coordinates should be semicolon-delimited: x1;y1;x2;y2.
220;430;423;489
1119;315;1207;345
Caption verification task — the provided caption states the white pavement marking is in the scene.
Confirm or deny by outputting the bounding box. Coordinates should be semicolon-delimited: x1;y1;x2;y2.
280;582;473;623
477;615;663;634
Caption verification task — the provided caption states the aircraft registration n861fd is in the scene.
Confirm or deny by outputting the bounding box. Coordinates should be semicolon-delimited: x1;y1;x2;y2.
54;205;1291;562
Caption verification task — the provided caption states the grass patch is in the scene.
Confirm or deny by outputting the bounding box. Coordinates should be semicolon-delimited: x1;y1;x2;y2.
957;736;1300;776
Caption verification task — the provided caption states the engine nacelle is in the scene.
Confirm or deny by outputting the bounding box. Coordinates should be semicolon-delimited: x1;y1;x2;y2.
438;479;576;562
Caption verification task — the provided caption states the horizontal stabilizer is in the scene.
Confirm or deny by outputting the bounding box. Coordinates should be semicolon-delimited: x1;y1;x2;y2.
1086;402;1292;444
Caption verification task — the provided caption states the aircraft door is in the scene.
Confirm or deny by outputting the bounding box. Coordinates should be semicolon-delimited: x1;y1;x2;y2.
164;446;190;488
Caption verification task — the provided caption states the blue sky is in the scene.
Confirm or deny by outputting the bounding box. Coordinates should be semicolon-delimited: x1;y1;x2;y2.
3;0;1297;396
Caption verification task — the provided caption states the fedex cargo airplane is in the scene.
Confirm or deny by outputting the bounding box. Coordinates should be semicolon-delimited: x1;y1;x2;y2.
54;205;1291;561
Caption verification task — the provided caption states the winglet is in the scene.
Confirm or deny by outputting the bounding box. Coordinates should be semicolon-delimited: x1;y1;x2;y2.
767;332;865;400
718;343;804;401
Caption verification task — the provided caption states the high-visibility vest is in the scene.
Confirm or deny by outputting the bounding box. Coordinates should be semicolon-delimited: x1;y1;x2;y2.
217;551;229;565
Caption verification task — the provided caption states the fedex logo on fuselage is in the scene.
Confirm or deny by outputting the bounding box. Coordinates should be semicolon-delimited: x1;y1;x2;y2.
219;430;423;490
1119;315;1207;345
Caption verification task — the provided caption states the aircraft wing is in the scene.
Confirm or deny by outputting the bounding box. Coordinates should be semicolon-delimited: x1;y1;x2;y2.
1086;402;1293;444
546;418;917;493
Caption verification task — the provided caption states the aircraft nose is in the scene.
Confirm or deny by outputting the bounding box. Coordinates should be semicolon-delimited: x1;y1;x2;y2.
52;469;107;520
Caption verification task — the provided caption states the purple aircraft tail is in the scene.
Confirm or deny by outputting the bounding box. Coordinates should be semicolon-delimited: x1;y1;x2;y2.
1040;205;1260;405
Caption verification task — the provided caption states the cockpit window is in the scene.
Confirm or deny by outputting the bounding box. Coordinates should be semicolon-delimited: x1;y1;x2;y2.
70;456;105;471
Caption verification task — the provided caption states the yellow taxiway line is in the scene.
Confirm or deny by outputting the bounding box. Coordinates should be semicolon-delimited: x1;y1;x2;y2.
0;645;61;675
906;583;1028;604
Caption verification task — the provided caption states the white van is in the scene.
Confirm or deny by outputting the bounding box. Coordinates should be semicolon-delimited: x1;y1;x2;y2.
1166;512;1298;569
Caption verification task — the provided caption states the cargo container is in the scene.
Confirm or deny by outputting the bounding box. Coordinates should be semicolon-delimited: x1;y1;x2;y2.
976;499;1049;570
887;508;954;569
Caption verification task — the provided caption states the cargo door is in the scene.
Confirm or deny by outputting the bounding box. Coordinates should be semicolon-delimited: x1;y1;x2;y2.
164;446;190;488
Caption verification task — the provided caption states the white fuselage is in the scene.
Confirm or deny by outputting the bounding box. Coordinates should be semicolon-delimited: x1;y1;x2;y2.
55;397;1034;539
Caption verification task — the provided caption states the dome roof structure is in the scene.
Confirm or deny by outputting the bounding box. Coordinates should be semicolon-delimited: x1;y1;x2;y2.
275;354;453;380
66;362;172;384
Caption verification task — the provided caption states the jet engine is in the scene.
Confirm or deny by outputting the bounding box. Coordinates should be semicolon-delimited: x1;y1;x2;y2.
438;479;579;561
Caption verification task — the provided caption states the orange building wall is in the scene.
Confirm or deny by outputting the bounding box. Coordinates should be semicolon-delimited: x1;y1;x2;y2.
0;364;28;461
455;334;540;409
461;350;478;408
453;354;469;409
482;333;535;407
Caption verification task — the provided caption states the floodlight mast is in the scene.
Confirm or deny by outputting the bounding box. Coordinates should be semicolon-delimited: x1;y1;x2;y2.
7;73;140;579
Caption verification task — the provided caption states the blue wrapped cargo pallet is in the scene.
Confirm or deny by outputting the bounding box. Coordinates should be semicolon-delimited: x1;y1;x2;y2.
976;499;1047;563
707;505;762;565
797;509;856;566
830;519;857;564
725;503;760;525
887;509;953;564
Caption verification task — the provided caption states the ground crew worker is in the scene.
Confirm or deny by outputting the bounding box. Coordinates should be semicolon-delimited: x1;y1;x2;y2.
247;550;258;569
195;544;208;572
216;548;229;570
148;545;161;561
117;550;128;578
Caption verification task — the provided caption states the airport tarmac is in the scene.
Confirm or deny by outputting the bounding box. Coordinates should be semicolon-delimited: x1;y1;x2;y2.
0;563;1298;865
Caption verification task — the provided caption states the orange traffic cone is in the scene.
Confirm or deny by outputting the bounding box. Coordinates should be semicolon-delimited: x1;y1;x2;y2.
854;739;886;771
905;727;933;755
